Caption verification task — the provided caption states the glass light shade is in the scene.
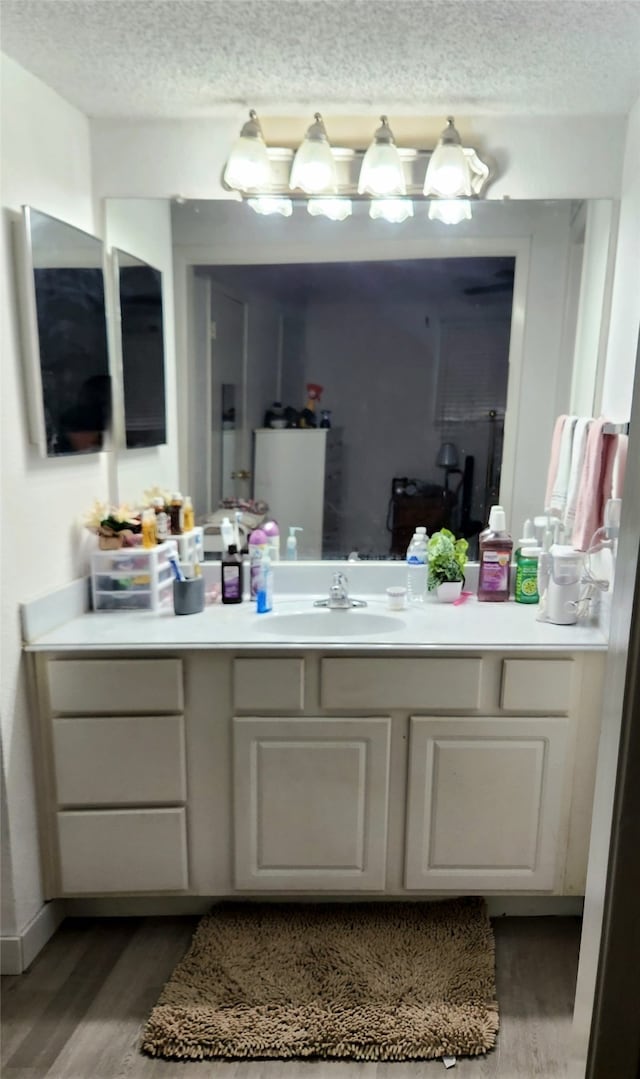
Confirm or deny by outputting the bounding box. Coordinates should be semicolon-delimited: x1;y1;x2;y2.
358;116;406;196
369;198;414;224
247;197;293;217
428;199;472;225
290;114;338;194
223;112;272;192
424;117;472;198
307;198;352;221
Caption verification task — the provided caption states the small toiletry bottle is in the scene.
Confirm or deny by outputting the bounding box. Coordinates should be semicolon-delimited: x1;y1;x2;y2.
262;519;280;561
256;551;273;613
183;495;195;533
221;544;243;604
515;546;542;604
169;493;183;535
153;497;170;544
477;505;513;602
515;518;535;564
141;508;156;549
249;527;269;597
286;526;303;560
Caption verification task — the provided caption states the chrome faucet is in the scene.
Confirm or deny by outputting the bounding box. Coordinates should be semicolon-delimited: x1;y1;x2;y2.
314;572;367;609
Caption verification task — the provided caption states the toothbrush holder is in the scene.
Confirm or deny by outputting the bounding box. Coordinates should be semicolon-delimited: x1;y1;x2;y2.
173;576;205;615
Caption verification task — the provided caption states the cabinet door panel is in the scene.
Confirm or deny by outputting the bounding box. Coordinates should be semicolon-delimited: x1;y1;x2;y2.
57;808;188;893
405;717;569;891
233;717;390;890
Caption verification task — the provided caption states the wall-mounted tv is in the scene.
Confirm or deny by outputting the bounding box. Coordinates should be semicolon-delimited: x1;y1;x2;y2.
16;206;111;457
114;249;167;448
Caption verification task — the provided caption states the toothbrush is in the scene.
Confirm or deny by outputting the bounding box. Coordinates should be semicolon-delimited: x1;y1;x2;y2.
168;553;185;582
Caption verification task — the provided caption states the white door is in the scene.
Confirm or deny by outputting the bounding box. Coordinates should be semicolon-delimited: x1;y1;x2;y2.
233;716;391;890
209;284;249;504
405;716;569;892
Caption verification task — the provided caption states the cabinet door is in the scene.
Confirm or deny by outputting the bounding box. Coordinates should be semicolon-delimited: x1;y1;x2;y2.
233;717;391;890
405;717;569;891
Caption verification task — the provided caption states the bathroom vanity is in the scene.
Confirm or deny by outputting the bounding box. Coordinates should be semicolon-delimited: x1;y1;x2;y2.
25;582;607;905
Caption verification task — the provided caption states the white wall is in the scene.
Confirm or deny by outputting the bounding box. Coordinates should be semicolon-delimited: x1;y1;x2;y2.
0;54;105;938
91;114;627;201
102;199;180;503
571;95;640;1077
601;97;640;420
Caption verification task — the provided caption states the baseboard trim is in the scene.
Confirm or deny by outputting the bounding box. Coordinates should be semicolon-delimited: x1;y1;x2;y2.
0;900;65;974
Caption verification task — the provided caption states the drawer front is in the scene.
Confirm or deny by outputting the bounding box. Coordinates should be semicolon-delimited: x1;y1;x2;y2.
52;715;186;806
501;659;574;713
321;658;482;711
234;659;304;711
47;659;183;714
57;808;188;893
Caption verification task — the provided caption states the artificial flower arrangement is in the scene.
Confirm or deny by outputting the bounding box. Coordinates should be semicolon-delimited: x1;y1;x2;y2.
83;500;140;549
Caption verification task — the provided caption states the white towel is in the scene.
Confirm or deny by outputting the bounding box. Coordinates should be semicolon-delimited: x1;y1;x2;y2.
564;417;592;538
550;415;577;516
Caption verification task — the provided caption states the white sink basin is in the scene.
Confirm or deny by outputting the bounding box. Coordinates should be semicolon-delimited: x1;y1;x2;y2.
257;609;406;637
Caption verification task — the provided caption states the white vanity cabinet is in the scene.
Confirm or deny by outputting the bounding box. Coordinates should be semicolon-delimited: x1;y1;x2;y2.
31;646;605;902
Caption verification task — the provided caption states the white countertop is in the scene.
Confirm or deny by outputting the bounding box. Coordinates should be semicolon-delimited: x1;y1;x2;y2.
25;593;608;653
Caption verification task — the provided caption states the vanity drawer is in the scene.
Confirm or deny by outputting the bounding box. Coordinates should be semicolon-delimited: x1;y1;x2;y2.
234;659;305;711
52;715;186;806
501;659;574;713
321;658;482;711
57;808;189;893
47;659;183;714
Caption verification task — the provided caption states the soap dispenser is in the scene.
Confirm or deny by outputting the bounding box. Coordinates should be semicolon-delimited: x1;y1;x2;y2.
286;527;303;560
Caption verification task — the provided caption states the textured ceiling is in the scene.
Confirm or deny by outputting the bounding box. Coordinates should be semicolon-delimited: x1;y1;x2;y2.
2;0;640;120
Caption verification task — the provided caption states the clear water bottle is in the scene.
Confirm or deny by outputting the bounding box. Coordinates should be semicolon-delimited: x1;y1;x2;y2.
406;526;428;604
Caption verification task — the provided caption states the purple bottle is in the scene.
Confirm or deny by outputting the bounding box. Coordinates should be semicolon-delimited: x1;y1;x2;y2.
249;527;269;598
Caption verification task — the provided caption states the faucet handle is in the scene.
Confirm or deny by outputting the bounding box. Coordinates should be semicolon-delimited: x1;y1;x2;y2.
331;571;348;591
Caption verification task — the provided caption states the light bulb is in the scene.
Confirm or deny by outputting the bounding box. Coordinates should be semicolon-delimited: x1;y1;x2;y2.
247;197;293;217
369;199;414;224
428;200;472;225
223;111;272;193
358;116;406;197
290;114;338;194
307;199;352;221
424;117;472;198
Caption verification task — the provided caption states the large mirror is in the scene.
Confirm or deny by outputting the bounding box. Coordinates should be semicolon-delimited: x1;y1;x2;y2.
105;196;616;558
16;207;111;457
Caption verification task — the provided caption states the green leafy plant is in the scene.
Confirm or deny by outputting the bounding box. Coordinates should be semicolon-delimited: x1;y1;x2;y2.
427;529;469;590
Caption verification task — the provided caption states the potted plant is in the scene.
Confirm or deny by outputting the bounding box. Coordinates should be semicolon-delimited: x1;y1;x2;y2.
427;529;469;602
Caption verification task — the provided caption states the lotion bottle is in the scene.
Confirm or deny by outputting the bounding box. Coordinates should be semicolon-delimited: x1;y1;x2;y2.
286;526;303;560
477;505;513;602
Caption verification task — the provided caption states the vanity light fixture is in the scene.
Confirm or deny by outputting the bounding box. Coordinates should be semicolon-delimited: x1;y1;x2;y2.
428;199;472;225
307;198;353;221
223;110;273;193
423;117;472;199
247;196;293;217
369;198;414;224
290;113;338;194
358;116;406;197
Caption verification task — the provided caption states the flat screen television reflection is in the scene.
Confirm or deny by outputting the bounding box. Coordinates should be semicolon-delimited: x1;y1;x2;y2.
17;207;111;457
116;250;167;449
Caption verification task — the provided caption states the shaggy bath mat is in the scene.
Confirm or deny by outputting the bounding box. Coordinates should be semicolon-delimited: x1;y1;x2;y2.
141;897;498;1062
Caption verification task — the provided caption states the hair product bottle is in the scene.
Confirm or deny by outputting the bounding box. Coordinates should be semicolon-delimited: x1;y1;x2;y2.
477;505;513;602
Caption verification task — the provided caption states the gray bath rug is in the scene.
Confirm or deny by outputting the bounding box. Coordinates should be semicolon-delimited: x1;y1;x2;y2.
141;897;499;1061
